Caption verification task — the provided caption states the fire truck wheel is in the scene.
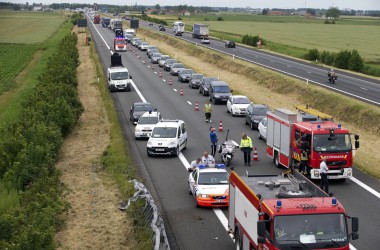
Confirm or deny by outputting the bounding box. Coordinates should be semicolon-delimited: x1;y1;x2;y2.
274;152;281;168
234;228;242;250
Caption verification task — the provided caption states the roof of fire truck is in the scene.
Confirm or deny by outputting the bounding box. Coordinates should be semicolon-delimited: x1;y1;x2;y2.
295;121;349;134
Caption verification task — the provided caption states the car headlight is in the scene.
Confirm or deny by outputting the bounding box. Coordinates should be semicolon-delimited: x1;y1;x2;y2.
133;116;139;119
314;170;320;177
198;193;210;198
169;139;176;145
147;140;152;146
347;169;352;177
135;127;142;132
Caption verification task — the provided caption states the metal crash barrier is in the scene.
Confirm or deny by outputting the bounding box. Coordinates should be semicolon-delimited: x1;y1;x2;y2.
120;179;170;250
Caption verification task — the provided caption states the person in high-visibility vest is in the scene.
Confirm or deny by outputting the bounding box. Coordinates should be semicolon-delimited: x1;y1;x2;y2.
300;149;309;175
240;133;253;166
204;100;212;123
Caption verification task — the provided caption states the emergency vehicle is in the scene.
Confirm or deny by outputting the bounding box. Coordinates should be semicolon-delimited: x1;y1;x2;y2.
228;170;359;250
107;53;132;92
93;15;101;24
114;37;127;52
188;164;229;207
266;107;359;180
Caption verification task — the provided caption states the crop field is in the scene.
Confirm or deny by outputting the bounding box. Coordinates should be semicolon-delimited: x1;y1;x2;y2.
0;44;36;94
154;14;380;62
0;11;66;44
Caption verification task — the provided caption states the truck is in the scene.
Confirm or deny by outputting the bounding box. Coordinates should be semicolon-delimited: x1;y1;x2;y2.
173;21;185;36
107;53;132;92
101;17;110;27
110;19;123;31
228;170;359;250
114;37;126;52
192;23;209;39
266;107;359;180
93;15;101;24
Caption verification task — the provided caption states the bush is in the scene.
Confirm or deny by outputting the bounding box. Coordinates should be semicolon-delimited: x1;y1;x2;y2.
333;50;351;69
348;50;364;72
241;34;263;47
204;17;209;21
217;17;224;21
178;17;182;20
304;48;320;61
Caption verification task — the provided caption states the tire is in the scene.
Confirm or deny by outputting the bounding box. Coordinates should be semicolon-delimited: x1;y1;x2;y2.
147;149;152;157
183;139;187;150
250;121;255;130
188;183;192;195
258;131;262;140
274;151;281;168
234;228;242;250
245;119;248;125
173;146;180;156
226;158;232;167
227;107;230;113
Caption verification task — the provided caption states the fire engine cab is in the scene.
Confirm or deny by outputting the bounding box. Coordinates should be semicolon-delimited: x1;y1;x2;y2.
266;107;359;180
114;30;126;52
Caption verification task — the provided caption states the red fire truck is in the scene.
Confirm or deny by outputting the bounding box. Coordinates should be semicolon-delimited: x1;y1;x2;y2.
228;170;359;250
114;37;126;52
266;107;359;180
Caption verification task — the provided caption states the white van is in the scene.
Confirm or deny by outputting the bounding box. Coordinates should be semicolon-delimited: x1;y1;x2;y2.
173;21;185;36
124;28;136;36
147;120;187;156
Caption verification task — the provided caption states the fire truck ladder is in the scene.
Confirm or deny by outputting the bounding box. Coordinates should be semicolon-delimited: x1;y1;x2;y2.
295;105;333;121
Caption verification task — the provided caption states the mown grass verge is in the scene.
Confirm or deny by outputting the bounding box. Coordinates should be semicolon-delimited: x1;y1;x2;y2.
138;27;380;179
89;43;152;249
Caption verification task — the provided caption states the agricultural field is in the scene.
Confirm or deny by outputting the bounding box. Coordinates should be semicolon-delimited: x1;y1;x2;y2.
153;14;380;63
0;11;66;43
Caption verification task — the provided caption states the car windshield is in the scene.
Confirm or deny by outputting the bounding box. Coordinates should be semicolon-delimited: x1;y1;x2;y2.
160;56;170;60
234;97;250;104
182;70;193;74
313;134;352;152
149;49;158;54
148;46;157;49
205;78;219;84
173;64;184;68
214;86;231;93
141;42;148;46
152;53;162;58
111;72;128;80
198;172;229;185
134;105;153;112
252;108;269;115
138;117;159;125
192;74;203;79
274;214;348;249
152;127;177;138
166;60;177;64
115;40;125;45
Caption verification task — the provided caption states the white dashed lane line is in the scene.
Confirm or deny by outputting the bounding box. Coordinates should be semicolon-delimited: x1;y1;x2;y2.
360;87;368;91
187;101;192;105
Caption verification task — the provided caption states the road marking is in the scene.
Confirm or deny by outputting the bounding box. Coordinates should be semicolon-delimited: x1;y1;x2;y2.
287;65;291;68
173;89;178;92
187;101;192;105
350;177;380;199
154;72;157;74
163;79;166;82
270;60;274;62
307;71;312;73
360;87;368;91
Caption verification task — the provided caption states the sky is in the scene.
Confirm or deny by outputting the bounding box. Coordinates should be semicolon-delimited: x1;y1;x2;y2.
9;0;380;10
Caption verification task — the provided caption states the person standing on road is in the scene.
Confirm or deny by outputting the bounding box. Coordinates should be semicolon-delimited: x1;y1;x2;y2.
240;133;253;166
209;127;218;157
201;151;215;165
319;156;329;193
204;100;213;123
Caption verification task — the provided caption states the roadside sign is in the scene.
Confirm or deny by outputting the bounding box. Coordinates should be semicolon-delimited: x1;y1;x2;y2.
77;19;87;27
130;19;139;29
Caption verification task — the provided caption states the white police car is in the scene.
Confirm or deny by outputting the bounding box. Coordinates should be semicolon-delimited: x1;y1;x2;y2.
188;164;229;207
147;120;187;156
134;111;162;139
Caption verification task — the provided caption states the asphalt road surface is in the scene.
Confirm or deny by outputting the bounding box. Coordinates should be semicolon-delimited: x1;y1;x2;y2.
140;21;380;107
88;19;380;250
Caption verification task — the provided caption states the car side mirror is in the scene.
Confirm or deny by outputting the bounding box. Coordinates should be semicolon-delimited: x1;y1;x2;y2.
129;75;132;79
355;141;359;149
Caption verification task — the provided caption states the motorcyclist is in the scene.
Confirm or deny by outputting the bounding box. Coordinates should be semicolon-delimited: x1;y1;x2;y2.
328;69;336;79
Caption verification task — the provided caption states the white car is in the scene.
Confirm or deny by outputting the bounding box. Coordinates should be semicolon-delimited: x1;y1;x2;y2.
258;117;267;140
147;120;187;156
201;37;210;44
226;95;251;116
188;164;229;207
135;111;162;139
139;42;149;51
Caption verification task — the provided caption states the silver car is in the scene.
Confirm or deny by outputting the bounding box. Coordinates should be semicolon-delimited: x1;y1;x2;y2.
146;45;157;55
151;53;163;64
139;42;149;51
158;55;171;67
164;59;177;71
170;63;185;76
130;38;142;46
189;73;204;89
147;49;159;58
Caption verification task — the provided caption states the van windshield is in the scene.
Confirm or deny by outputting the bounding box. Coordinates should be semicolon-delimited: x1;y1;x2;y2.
111;72;129;80
214;86;230;93
138;117;159;125
152;127;177;138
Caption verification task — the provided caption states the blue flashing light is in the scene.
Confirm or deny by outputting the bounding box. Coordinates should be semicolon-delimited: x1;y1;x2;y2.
115;36;125;39
317;124;321;129
338;124;341;128
276;200;282;208
332;197;338;206
198;164;207;169
216;164;226;169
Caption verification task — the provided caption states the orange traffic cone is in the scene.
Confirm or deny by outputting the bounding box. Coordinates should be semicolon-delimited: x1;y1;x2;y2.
180;88;184;96
143;60;146;64
218;120;224;132
253;147;259;161
152;65;154;70
194;101;199;111
169;77;172;85
159;71;162;77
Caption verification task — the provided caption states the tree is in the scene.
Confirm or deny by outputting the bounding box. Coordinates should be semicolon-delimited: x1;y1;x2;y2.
155;4;160;10
262;8;269;15
348;50;364;72
333;50;351;69
306;9;316;15
326;7;340;19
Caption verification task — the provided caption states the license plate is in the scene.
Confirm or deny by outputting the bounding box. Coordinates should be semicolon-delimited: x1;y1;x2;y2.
329;176;339;179
216;200;225;203
155;149;164;152
142;133;147;136
222;99;227;101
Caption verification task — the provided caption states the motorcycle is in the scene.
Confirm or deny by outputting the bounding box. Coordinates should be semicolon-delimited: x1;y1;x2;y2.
218;129;239;167
328;73;337;84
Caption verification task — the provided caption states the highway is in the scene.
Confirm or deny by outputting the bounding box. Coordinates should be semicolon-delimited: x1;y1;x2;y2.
140;21;380;106
88;19;380;250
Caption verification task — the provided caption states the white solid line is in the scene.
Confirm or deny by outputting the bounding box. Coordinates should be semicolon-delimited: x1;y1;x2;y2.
350;177;380;199
350;243;358;250
187;101;192;105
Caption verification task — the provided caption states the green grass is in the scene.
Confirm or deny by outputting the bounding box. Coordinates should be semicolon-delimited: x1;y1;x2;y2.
0;44;36;94
0;19;72;129
0;11;66;44
155;14;380;62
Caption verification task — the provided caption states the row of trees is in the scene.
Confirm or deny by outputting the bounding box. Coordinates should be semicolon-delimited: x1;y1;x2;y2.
242;34;266;47
0;22;83;248
305;48;364;72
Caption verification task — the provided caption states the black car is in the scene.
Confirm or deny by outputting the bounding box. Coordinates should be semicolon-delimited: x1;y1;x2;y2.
163;59;177;71
189;73;204;89
199;77;219;96
245;104;270;130
130;102;154;125
159;24;166;31
178;69;194;83
225;41;236;48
